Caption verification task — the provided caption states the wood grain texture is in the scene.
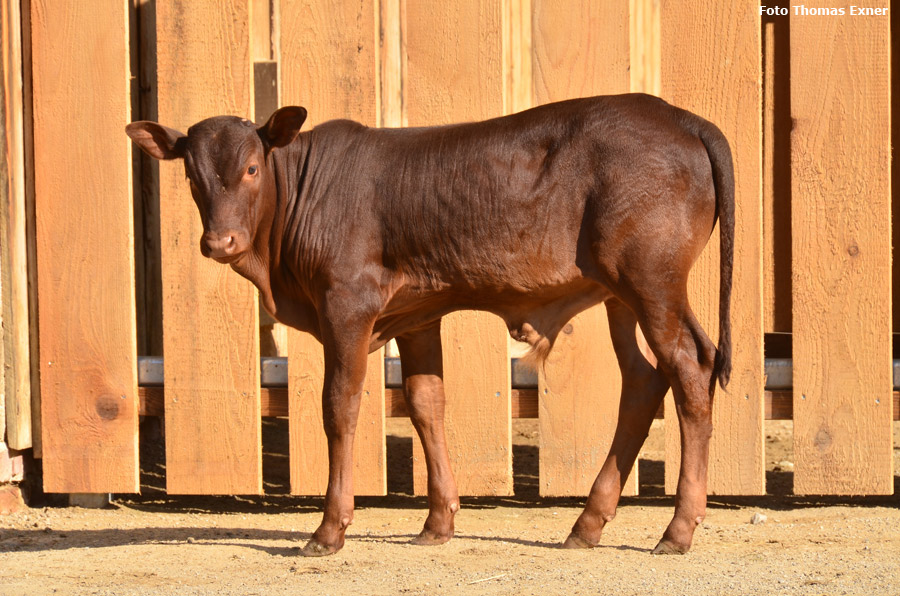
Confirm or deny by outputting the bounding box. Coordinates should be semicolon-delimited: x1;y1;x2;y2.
660;0;764;495
280;0;385;495
280;0;378;127
790;2;892;495
156;0;262;495
379;0;403;127
538;310;637;496
2;0;34;450
20;0;41;458
505;0;533;114
31;0;139;492
405;0;513;496
251;0;271;61
533;0;628;103
629;0;659;96
0;8;7;442
288;333;386;495
411;313;512;496
532;0;632;497
405;0;505;123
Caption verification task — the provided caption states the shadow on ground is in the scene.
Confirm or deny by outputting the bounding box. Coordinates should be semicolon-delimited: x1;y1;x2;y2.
25;417;899;516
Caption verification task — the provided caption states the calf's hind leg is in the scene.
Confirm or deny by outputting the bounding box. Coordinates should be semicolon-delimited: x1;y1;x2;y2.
395;321;460;545
564;298;670;549
634;296;717;555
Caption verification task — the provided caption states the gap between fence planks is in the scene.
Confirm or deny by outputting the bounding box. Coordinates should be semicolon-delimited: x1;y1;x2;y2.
156;0;262;495
894;6;900;337
660;0;764;495
279;0;386;496
32;0;139;493
761;12;792;334
404;0;513;497
790;2;892;495
531;0;635;498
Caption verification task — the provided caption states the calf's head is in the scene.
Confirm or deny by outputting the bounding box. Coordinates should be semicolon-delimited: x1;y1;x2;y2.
126;107;307;263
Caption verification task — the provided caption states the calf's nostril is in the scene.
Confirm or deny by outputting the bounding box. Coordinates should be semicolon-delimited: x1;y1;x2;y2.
202;232;241;257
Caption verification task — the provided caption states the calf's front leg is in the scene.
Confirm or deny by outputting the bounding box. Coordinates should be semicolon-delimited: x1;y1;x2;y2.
396;321;459;545
302;302;374;557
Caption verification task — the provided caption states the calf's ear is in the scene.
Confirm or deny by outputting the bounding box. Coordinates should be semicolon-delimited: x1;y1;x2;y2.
125;121;187;160
259;106;308;149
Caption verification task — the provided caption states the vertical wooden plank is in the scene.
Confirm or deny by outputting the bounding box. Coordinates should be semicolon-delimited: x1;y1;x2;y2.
660;0;764;495
539;310;639;496
251;0;271;61
380;0;403;128
2;0;34;450
156;0;262;494
405;0;512;497
533;0;628;105
791;2;892;494
0;0;9;444
280;0;386;496
32;0;139;492
288;336;386;495
280;0;378;128
20;0;41;458
358;349;386;494
288;332;326;493
629;0;659;96
532;0;634;497
505;0;533;115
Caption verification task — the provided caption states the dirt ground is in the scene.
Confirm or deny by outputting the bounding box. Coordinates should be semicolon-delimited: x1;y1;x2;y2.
2;419;899;596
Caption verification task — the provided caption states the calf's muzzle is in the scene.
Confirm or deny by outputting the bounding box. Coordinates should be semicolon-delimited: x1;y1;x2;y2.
200;230;245;262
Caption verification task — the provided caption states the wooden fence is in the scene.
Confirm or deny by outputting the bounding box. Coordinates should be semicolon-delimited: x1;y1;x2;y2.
0;0;894;497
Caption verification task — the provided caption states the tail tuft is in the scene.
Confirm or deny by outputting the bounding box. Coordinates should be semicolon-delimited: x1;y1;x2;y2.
518;336;552;374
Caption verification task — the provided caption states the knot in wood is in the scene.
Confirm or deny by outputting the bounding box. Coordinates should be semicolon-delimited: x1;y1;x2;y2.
95;395;121;421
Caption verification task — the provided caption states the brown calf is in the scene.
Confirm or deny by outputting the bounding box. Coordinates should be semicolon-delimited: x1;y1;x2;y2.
127;93;734;557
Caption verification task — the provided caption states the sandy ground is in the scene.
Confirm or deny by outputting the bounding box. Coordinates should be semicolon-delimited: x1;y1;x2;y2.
1;419;899;596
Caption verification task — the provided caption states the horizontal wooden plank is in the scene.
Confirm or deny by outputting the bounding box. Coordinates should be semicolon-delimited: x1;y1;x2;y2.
137;388;900;421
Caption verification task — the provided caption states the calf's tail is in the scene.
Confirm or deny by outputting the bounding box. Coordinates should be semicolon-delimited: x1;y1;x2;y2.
695;118;735;391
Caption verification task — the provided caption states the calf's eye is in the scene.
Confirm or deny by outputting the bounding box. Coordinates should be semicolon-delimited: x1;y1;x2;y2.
247;165;258;176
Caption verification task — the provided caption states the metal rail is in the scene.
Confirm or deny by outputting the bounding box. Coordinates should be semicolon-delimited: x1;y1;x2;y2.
138;357;900;390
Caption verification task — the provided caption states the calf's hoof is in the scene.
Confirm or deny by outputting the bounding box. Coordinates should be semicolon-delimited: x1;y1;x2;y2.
411;529;453;546
651;539;689;555
562;533;597;549
300;538;342;557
